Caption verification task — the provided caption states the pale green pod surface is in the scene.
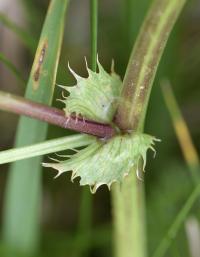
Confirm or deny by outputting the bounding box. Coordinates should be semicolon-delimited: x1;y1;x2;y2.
43;133;158;193
59;59;123;123
43;60;159;192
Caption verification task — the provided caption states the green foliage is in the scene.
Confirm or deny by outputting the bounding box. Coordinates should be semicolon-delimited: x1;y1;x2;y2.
2;0;69;255
0;135;94;165
0;0;199;257
41;57;158;193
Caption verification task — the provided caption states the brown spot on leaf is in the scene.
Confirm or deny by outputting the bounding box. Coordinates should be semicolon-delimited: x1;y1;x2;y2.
33;40;48;90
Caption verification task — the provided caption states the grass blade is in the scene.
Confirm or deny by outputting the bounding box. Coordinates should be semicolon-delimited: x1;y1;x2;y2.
2;0;69;255
0;135;94;165
76;2;98;256
90;0;98;71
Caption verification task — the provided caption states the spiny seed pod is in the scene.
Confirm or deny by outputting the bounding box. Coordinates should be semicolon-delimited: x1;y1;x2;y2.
44;59;159;192
43;133;158;193
58;58;122;123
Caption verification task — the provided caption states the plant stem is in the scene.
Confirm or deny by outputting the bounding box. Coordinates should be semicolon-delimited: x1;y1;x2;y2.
0;134;94;165
112;173;146;257
2;0;69;254
77;2;98;256
112;1;187;257
0;90;115;138
90;0;98;71
115;0;186;132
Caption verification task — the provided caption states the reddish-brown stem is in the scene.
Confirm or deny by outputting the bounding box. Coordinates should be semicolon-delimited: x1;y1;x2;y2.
0;90;116;138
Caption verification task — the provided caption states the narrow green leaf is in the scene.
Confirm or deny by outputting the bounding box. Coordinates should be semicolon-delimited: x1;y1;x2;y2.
0;52;26;85
0;135;94;165
0;12;37;55
2;0;69;255
77;2;98;257
90;0;98;71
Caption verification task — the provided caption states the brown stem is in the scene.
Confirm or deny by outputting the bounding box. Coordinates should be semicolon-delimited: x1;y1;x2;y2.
0;90;115;138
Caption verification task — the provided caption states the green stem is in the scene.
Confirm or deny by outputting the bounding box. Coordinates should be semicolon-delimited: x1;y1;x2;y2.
112;172;146;257
0;134;94;165
112;1;187;257
90;0;98;71
115;0;186;132
2;0;69;254
76;2;98;256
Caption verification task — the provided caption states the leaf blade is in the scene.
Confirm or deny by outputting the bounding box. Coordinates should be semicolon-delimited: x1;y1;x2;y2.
0;135;94;165
2;0;69;254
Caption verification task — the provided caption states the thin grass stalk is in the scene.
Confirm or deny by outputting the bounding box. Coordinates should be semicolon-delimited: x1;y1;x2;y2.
90;0;98;71
112;1;187;257
0;135;95;165
2;0;69;255
77;1;98;256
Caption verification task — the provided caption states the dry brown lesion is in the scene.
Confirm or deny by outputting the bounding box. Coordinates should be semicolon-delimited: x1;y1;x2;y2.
32;40;48;87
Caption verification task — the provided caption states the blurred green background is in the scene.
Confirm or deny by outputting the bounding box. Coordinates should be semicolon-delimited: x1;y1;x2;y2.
0;0;200;256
